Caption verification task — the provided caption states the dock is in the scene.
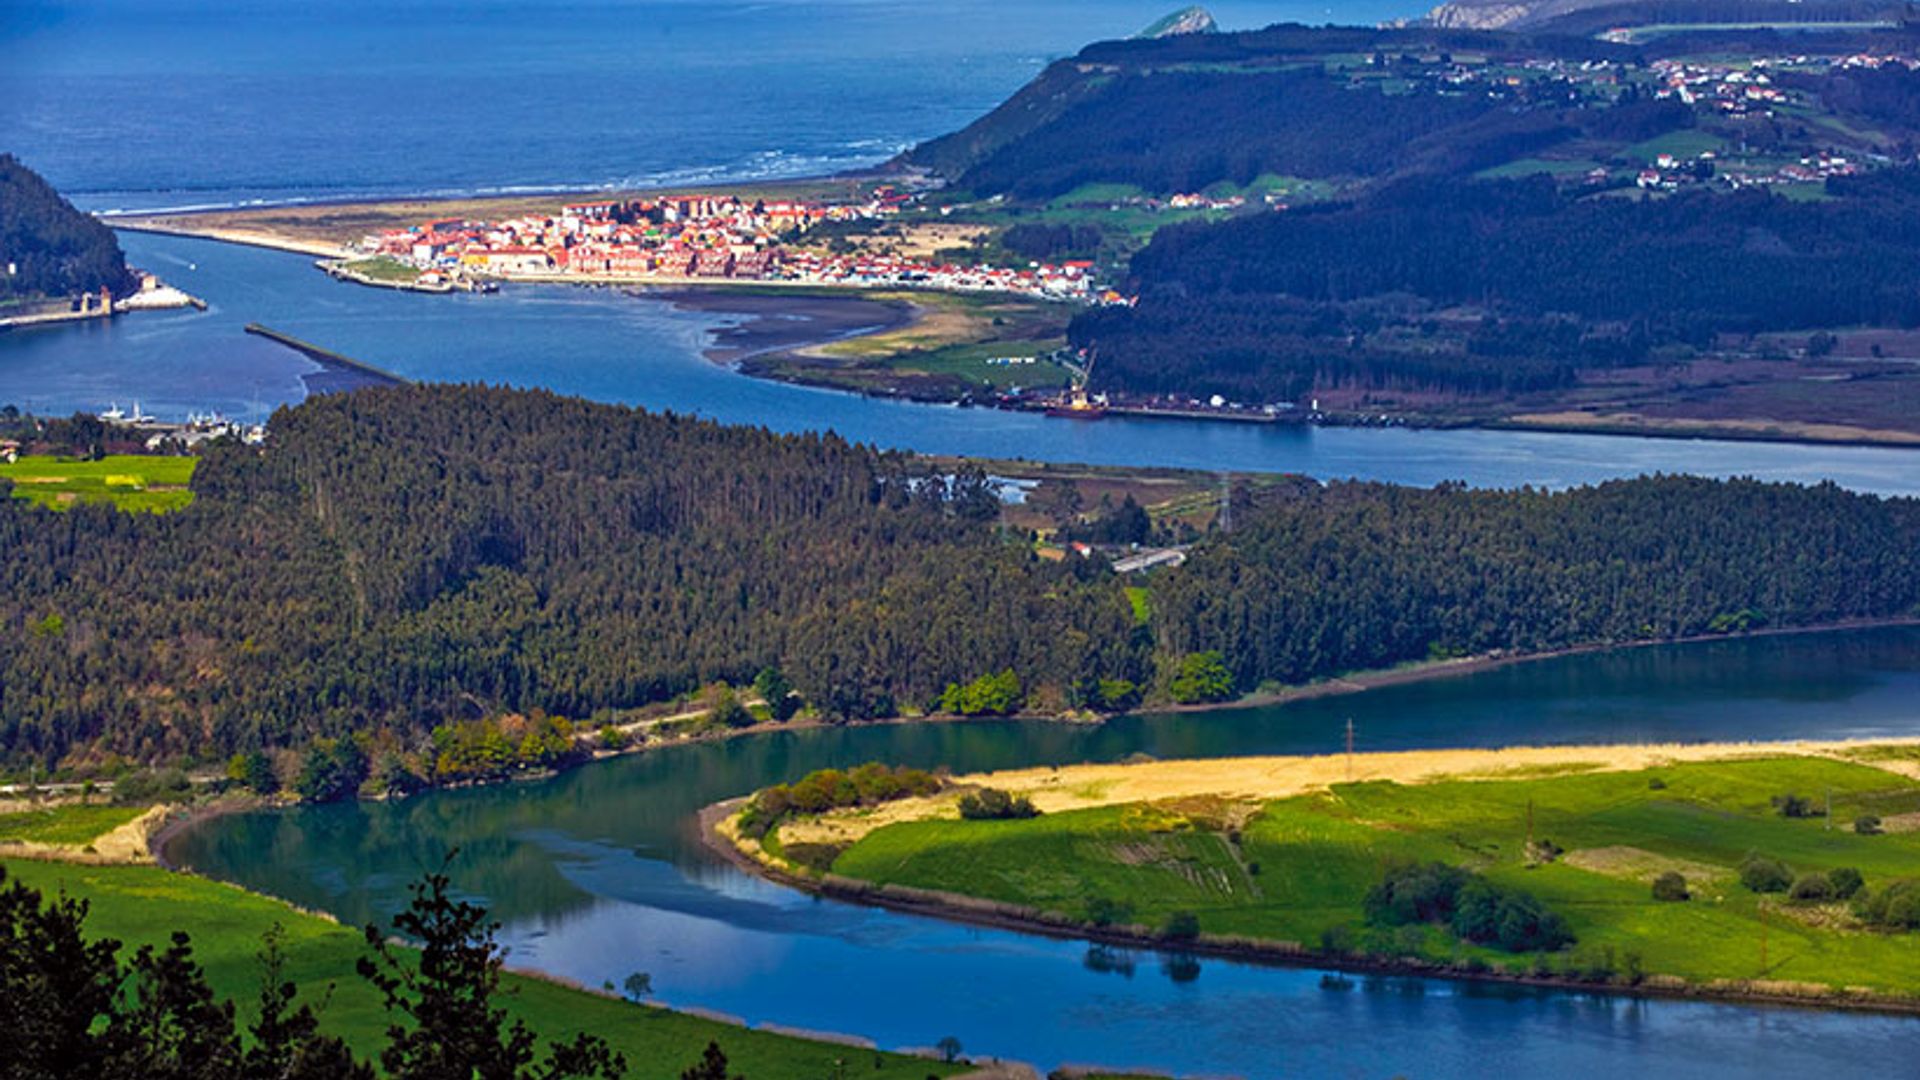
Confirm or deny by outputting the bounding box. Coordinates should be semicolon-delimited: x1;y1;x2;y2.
243;324;409;390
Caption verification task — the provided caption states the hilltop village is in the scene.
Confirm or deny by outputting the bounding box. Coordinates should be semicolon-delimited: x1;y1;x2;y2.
346;187;1118;302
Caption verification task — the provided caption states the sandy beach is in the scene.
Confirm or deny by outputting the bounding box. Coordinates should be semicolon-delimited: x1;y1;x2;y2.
768;736;1920;850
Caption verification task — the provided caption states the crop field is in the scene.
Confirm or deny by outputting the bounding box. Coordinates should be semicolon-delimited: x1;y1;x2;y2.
0;859;959;1080
826;754;1920;993
0;455;196;512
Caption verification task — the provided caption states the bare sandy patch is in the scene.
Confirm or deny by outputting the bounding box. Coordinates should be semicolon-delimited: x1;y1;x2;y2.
1563;845;1728;886
776;738;1920;849
1875;810;1920;834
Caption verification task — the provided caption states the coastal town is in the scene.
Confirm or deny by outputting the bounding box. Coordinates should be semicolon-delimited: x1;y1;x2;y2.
337;186;1124;303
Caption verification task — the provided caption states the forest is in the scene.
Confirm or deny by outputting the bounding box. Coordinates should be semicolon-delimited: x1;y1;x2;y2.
0;386;1141;772
1153;476;1920;689
0;155;137;304
1074;171;1920;400
2;387;1917;780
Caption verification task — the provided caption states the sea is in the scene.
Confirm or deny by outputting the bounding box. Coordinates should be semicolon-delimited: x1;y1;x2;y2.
2;0;1414;214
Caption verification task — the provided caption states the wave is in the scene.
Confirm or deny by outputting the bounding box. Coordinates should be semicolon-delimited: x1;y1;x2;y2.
84;147;907;217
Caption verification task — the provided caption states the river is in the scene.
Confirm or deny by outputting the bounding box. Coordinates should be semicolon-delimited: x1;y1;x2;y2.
167;626;1920;1079
5;231;1920;495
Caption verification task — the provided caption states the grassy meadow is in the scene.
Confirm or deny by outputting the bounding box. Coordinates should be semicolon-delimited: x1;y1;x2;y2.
825;753;1920;995
0;803;144;846
1;454;196;512
0;854;957;1079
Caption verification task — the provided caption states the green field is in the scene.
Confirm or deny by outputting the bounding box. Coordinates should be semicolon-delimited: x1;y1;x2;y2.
889;340;1071;390
827;755;1920;994
0;859;958;1079
0;454;196;512
339;255;423;284
1476;158;1605;180
0;804;142;846
1627;128;1729;164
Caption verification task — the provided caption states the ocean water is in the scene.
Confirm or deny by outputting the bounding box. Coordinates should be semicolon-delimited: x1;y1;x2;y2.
2;0;1416;213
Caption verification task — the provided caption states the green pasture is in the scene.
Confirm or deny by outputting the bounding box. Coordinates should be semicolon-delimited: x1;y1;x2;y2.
1;454;196;512
0;859;959;1079
830;755;1920;992
0;804;143;846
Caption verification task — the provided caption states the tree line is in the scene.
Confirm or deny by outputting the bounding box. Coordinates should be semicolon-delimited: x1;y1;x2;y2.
1075;170;1920;400
1151;475;1920;690
0;385;1142;774
3;387;1918;782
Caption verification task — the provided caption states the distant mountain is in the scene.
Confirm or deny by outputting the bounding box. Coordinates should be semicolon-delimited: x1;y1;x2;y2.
0;155;137;304
1424;0;1903;30
1135;5;1218;38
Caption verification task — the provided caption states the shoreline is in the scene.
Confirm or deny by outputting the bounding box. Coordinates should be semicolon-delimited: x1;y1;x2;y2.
105;220;1920;449
701;738;1920;1021
146;615;1920;868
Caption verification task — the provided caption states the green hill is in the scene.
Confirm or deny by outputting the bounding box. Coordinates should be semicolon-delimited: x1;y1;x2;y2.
0;155;137;305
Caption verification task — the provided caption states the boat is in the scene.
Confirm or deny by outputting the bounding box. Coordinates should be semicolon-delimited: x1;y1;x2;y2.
1044;388;1107;419
99;403;126;421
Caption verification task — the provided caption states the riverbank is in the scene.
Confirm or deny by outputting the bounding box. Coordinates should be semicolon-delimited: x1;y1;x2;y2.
104;207;1920;449
139;616;1920;871
650;286;921;364
0;849;968;1078
709;738;1920;1018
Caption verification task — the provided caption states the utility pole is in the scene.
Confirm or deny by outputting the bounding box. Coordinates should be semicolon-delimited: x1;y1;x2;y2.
1345;718;1355;782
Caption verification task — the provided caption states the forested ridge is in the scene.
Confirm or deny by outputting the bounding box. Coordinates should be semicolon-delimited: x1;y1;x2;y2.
2;387;1917;779
1074;170;1920;400
0;386;1140;771
1155;476;1920;689
0;155;137;303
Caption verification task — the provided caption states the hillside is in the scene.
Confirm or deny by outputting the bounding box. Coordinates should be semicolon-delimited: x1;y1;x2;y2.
0;155;137;305
884;16;1920;432
2;386;1919;782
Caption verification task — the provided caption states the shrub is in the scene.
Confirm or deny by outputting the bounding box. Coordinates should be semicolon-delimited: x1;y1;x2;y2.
1829;866;1865;901
597;724;628;751
1366;861;1572;952
1162;910;1201;941
1651;871;1689;902
1168;651;1234;704
1452;879;1574;953
1856;879;1920;930
753;667;800;722
1364;861;1472;926
958;787;1039;820
939;669;1024;716
1085;896;1134;927
112;767;192;805
224;750;278;795
1788;873;1834;903
1771;793;1816;819
1854;815;1883;836
707;688;754;729
1646;776;1667;790
1738;853;1792;894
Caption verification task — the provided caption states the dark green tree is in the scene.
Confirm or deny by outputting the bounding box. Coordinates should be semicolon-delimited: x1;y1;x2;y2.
357;862;625;1080
678;1041;741;1080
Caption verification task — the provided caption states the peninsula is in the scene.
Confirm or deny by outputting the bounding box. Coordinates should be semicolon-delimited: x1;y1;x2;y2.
717;740;1920;1011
